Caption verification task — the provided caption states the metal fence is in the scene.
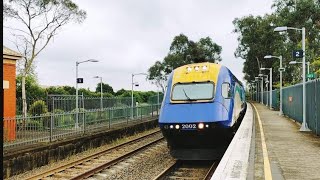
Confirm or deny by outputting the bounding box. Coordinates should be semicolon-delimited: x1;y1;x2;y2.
147;93;164;105
4;104;161;148
17;95;135;116
251;78;320;136
282;79;320;135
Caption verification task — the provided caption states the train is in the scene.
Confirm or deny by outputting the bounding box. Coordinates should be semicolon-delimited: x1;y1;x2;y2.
159;62;246;160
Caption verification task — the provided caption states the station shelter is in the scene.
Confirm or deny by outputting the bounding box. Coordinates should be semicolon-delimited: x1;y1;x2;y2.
3;46;22;141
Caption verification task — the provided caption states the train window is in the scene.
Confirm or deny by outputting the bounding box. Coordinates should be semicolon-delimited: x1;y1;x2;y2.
171;82;215;101
222;82;231;98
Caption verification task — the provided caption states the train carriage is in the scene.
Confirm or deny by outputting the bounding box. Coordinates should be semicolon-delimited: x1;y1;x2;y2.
159;62;246;160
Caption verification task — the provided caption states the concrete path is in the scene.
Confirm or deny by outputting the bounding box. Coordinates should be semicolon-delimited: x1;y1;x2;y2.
252;103;320;180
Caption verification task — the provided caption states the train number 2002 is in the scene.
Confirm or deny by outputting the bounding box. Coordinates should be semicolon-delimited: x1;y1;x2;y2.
181;124;197;129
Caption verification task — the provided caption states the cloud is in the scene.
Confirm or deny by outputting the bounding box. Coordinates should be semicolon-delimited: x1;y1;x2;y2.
4;0;274;92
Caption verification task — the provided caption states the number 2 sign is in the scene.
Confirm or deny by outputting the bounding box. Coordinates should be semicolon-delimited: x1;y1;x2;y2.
292;50;304;58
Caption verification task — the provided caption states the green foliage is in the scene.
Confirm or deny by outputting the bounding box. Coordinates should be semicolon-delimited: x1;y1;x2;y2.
96;82;114;95
78;88;99;97
115;88;127;96
233;0;320;85
61;86;76;95
46;86;69;95
120;91;143;103
312;56;320;75
16;75;46;99
28;100;48;116
148;34;222;92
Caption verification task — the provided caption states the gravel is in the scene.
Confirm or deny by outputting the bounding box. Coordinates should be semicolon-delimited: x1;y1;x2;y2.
88;141;175;180
8;128;161;180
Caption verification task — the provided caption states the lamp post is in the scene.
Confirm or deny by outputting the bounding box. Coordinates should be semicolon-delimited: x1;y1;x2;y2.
93;76;103;111
255;77;263;103
265;79;269;107
261;68;273;109
262;74;268;106
75;59;99;129
131;73;148;119
289;61;310;81
258;74;264;104
249;82;255;101
255;81;258;101
274;26;310;131
264;55;283;115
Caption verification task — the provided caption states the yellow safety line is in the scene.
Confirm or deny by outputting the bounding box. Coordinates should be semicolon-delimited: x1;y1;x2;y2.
252;103;273;180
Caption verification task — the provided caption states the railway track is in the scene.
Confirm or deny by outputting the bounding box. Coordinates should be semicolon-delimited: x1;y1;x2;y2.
154;160;219;180
26;130;164;180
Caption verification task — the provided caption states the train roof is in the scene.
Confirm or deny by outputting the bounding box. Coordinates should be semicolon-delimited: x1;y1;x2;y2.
172;62;243;86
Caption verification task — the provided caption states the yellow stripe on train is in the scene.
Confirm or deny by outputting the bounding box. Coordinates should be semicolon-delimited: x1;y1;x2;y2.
172;62;221;84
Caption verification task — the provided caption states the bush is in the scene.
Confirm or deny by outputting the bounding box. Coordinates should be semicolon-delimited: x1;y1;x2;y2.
28;100;48;116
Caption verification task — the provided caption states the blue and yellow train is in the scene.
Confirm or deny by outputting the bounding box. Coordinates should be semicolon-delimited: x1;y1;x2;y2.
159;62;246;160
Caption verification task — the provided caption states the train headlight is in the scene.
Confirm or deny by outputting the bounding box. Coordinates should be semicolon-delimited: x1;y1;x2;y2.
194;66;200;71
175;124;180;129
187;67;192;72
170;125;174;129
205;124;209;128
202;66;208;71
198;123;204;129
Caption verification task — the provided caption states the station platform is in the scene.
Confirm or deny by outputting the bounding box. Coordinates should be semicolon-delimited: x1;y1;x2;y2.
250;103;320;180
212;102;320;180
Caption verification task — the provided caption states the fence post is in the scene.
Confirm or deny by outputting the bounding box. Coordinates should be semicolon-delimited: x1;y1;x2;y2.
82;94;85;134
157;104;159;116
126;107;129;124
109;108;111;128
140;106;142;120
50;97;54;142
151;104;153;117
315;79;318;135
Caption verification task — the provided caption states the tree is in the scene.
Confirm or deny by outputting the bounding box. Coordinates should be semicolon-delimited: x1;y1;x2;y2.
115;88;127;96
233;14;284;83
148;34;222;92
147;61;167;93
312;56;320;76
96;83;114;95
16;74;46;99
4;0;86;120
233;0;320;86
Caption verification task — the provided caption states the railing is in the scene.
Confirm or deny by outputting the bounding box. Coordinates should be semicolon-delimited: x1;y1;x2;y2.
4;104;161;149
16;96;134;116
251;78;320;136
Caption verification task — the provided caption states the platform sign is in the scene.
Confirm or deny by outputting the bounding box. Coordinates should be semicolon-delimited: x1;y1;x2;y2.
292;50;304;58
307;73;315;79
77;78;84;83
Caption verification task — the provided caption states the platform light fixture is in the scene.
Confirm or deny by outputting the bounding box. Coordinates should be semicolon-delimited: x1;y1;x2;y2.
260;67;273;109
274;26;310;131
264;55;283;115
75;59;99;129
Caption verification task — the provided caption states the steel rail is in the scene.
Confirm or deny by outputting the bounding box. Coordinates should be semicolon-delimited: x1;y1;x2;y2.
26;129;161;180
153;160;219;180
71;137;164;180
152;160;178;180
203;160;220;180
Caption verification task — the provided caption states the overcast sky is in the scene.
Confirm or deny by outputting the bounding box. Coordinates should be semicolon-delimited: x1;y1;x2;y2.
4;0;274;92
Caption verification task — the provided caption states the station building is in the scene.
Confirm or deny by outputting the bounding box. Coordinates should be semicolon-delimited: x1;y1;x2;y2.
3;46;22;141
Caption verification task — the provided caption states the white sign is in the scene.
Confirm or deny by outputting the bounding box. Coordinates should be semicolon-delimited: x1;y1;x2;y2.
3;80;9;89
